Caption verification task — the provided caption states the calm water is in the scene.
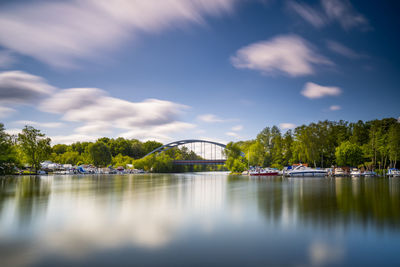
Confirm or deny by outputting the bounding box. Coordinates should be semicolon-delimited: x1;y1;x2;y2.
0;173;399;266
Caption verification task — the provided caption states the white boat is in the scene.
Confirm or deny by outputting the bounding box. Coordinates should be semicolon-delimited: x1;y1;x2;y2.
350;168;361;177
334;168;346;177
287;165;327;177
387;168;400;177
249;167;279;176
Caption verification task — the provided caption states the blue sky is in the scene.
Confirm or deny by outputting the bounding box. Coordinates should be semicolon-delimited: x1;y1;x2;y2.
0;0;399;144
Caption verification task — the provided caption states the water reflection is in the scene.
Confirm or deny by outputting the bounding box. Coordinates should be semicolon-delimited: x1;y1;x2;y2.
0;174;399;266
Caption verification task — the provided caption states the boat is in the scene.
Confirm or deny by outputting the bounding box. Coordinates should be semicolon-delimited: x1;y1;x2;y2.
350;168;361;177
334;168;346;177
287;165;327;177
363;170;376;177
249;167;279;176
387;168;400;177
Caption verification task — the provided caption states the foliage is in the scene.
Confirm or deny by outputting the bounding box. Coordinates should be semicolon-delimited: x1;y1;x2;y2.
335;141;363;167
224;142;247;173
88;141;112;167
0;123;18;174
112;153;134;168
17;125;51;173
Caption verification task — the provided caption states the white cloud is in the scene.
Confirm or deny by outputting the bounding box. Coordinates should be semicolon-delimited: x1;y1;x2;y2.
120;121;196;143
40;89;192;141
0;71;55;104
0;106;16;118
49;134;100;145
231;125;243;131
287;1;326;28
329;105;341;111
279;123;296;129
326;40;363;58
197;114;226;123
321;0;369;30
231;34;332;77
4;128;21;136
1;70;194;143
287;0;369;31
301;82;342;99
226;131;239;137
14;120;65;128
0;0;235;67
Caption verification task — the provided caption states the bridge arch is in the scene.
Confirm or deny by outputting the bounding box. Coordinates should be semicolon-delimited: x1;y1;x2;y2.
144;139;227;158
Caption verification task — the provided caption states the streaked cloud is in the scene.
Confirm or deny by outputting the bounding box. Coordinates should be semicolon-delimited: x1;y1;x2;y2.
48;134;100;145
231;34;332;77
14;120;65;128
0;106;16;118
120;121;196;143
326;40;363;59
1;70;193;143
231;125;243;131
287;0;369;31
0;71;55;104
329;105;341;111
287;1;326;28
198;114;227;123
0;0;236;67
225;131;241;139
301;82;342;99
321;0;369;30
279;123;296;129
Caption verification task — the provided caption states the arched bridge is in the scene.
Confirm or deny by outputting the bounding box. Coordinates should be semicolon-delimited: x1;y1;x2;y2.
144;139;227;165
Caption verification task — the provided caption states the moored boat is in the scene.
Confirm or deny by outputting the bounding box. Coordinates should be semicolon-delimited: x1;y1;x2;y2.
287;165;327;177
350;168;361;177
249;167;279;176
334;168;346;177
387;168;400;177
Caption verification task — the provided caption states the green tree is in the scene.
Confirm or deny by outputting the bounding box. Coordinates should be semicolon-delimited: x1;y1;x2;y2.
88;141;112;167
335;141;363;167
388;123;400;168
0;123;18;174
247;141;264;166
143;140;163;155
18;125;51;173
112;153;134;168
52;144;68;154
282;130;293;166
224;142;246;173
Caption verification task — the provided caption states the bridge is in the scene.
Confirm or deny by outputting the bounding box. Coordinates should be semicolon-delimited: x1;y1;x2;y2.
144;139;227;165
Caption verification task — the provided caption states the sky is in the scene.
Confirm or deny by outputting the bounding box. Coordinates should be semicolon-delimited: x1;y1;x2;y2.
0;0;399;145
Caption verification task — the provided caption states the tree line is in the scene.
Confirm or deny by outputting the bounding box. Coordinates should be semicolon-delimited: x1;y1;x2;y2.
1;117;399;175
225;118;400;173
0;123;224;174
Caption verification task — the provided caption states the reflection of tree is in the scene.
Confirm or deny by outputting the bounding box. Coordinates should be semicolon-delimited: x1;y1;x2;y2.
256;177;400;230
16;176;51;228
0;176;19;216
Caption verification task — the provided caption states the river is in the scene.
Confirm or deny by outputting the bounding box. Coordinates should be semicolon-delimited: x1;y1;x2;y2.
0;173;399;266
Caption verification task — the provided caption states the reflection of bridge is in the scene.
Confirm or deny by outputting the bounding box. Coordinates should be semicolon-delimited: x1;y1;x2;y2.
144;139;227;165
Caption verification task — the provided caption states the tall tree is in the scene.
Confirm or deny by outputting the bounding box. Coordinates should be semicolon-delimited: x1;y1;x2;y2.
0;123;18;174
88;141;112;167
335;141;363;167
388;123;400;168
18;126;51;173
